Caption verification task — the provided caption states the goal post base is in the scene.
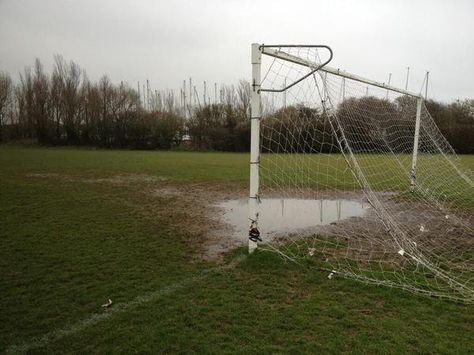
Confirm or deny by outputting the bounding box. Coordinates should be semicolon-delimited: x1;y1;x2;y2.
248;240;257;254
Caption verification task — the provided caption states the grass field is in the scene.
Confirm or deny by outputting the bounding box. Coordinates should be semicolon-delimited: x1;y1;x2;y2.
1;146;473;353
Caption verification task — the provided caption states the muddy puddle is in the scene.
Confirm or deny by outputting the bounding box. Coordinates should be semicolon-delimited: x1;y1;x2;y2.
217;198;370;241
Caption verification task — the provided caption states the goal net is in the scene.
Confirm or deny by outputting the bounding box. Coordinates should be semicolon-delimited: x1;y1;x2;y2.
250;44;474;303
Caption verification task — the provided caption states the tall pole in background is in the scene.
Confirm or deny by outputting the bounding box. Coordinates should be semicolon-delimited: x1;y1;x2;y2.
189;78;193;111
214;83;217;104
386;73;392;99
342;77;346;100
146;80;150;111
405;67;410;91
249;43;262;253
203;81;207;106
183;80;187;118
137;82;141;107
425;71;430;100
323;72;328;102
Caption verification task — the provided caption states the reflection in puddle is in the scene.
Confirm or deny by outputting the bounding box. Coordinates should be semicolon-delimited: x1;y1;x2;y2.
218;199;369;239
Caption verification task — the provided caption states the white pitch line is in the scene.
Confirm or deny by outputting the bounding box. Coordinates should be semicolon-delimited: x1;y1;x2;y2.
6;254;247;354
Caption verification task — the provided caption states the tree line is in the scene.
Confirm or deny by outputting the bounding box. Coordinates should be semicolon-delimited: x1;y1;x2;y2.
0;56;251;151
0;56;472;153
261;96;473;154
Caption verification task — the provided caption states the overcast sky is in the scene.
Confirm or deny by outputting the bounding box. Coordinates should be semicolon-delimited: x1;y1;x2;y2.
0;0;473;102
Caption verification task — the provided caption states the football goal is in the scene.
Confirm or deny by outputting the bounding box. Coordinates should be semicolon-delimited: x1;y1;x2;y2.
249;43;474;303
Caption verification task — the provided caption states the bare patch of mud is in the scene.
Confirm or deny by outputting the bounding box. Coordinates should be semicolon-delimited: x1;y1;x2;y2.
209;188;472;268
83;174;168;184
25;171;471;265
25;173;63;179
151;186;182;198
146;182;248;261
26;172;168;185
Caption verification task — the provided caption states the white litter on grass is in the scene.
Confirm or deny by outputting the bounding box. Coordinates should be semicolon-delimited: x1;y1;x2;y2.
308;248;316;256
398;249;405;256
419;225;427;232
328;271;336;279
101;299;112;308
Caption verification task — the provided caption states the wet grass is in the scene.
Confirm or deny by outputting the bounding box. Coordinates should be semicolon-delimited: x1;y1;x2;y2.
1;146;473;353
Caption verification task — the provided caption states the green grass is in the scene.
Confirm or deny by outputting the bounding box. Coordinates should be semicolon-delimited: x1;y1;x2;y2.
1;145;473;353
0;146;250;183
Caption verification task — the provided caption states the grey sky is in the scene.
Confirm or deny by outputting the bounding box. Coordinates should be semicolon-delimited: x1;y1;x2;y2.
0;0;473;101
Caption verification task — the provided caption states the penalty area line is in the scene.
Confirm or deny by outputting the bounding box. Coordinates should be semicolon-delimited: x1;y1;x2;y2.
6;254;247;354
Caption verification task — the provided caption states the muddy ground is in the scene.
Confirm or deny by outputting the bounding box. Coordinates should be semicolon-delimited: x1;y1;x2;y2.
147;178;472;267
26;173;473;264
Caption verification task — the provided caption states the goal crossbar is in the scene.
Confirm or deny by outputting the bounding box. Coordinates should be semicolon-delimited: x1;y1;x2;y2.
261;46;422;99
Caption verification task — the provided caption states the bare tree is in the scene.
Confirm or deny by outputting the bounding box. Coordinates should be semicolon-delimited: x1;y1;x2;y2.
63;59;82;142
50;59;64;141
236;80;251;115
17;67;35;139
222;84;236;107
164;90;176;113
0;72;13;142
32;59;50;142
97;75;114;145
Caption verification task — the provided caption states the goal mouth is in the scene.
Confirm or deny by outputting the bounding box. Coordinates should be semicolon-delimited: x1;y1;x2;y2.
249;43;474;303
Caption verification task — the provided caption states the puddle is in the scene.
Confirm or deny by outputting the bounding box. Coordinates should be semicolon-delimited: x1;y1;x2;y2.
217;198;369;240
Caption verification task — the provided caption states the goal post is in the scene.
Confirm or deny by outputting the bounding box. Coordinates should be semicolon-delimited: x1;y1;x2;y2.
248;43;261;253
248;43;473;303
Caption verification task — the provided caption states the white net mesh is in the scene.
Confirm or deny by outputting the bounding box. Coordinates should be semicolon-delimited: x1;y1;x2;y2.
257;46;474;303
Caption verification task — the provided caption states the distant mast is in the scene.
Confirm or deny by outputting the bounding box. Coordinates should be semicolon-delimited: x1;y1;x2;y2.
425;71;430;100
